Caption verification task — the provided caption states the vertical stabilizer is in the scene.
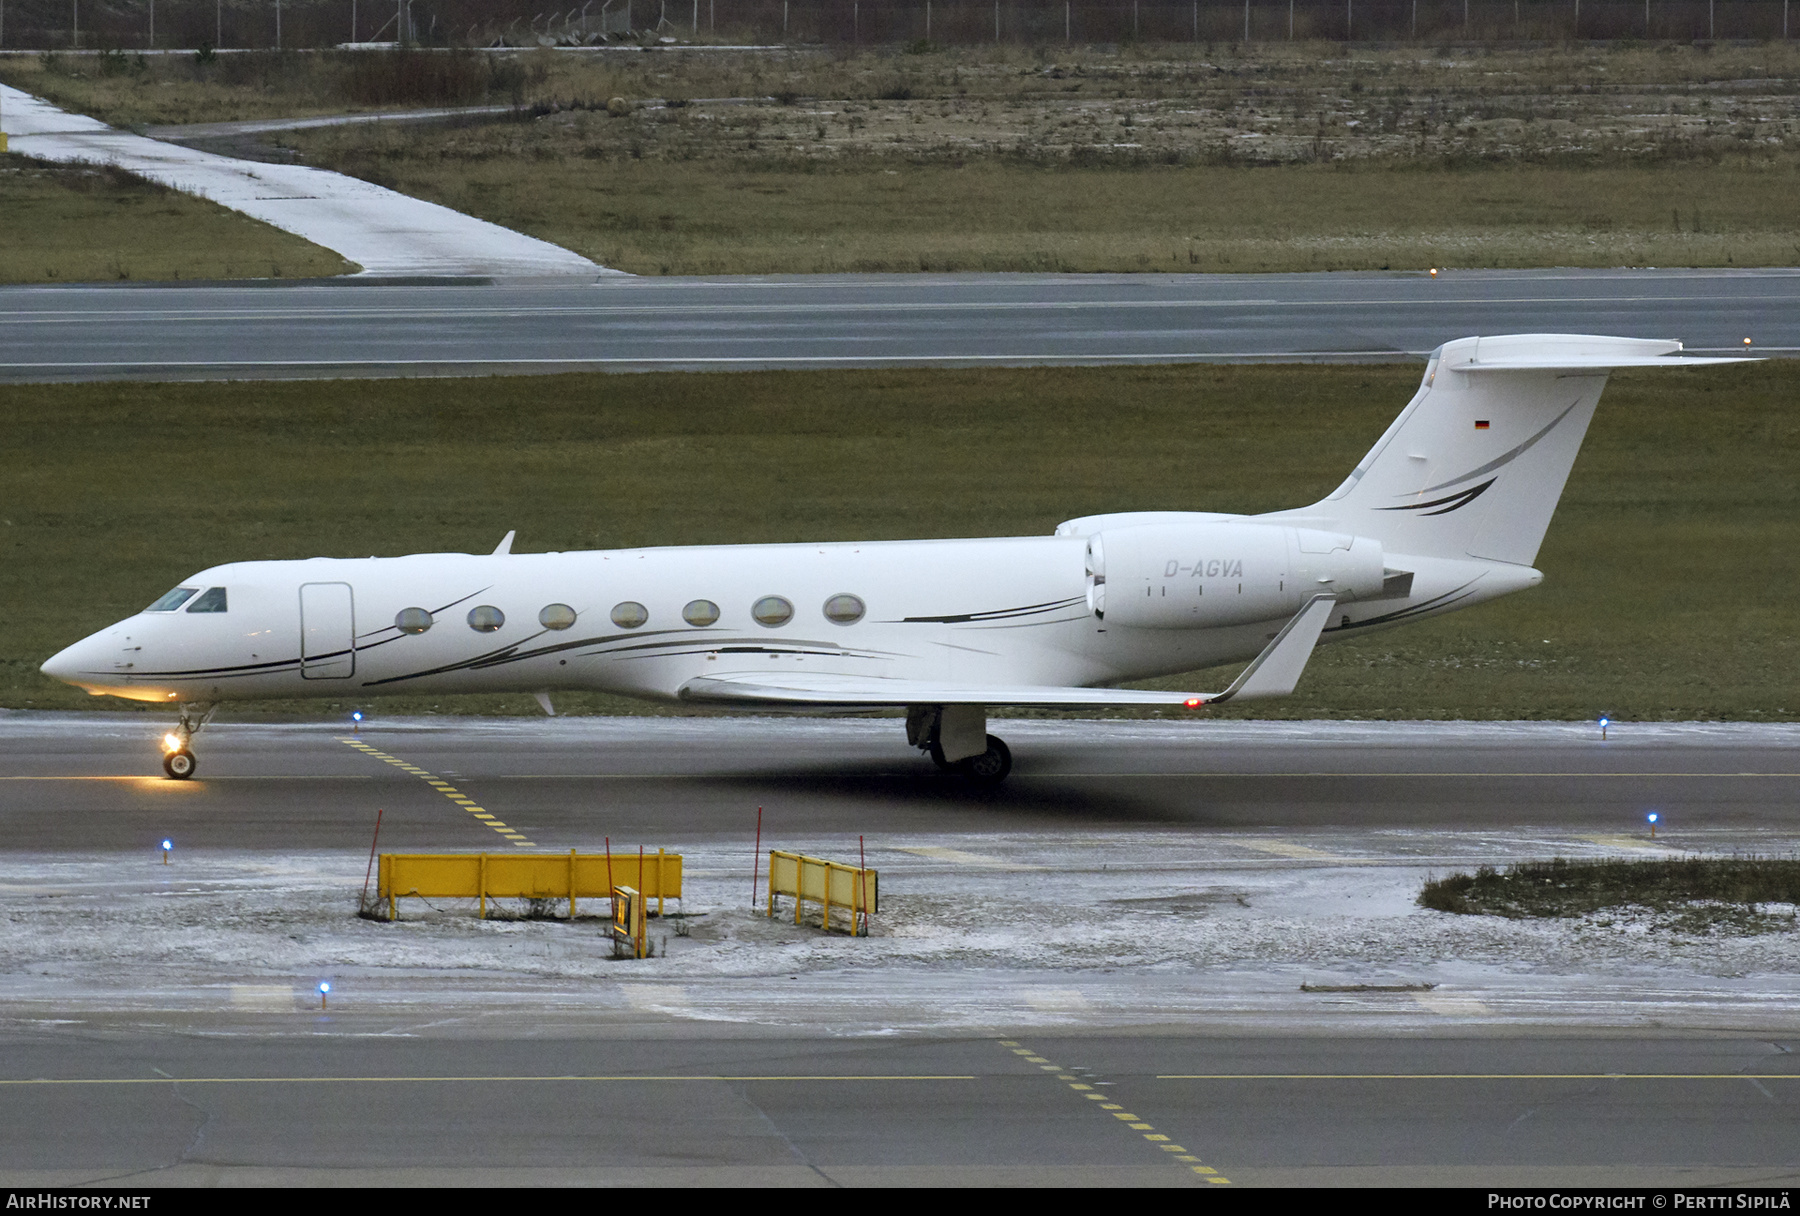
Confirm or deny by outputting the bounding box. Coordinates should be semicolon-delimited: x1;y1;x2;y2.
1264;334;1741;566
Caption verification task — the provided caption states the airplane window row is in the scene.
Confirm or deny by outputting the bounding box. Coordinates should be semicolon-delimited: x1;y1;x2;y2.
392;594;868;636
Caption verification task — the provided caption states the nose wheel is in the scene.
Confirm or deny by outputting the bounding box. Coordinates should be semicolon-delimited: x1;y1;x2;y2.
160;703;215;780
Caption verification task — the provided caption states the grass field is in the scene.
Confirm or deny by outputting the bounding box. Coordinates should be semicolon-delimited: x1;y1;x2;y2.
281;149;1800;275
6;42;1799;277
1420;857;1800;934
0;153;355;283
3;361;1793;720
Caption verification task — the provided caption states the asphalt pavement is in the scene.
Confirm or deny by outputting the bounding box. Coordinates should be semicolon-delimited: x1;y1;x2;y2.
5;717;1798;1186
3;267;1795;383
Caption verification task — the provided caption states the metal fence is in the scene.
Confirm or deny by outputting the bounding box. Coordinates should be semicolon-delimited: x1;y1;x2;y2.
0;0;1791;49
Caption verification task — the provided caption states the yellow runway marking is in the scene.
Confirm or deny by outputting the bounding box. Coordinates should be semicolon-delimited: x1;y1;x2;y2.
1232;839;1344;861
1001;1040;1229;1185
0;1074;979;1086
1156;1073;1800;1080
0;775;373;781
338;739;535;847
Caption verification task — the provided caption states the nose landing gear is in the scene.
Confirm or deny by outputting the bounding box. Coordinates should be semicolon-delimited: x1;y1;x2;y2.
160;703;216;780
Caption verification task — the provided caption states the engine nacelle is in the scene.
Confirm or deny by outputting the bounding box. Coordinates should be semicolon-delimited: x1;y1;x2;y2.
1086;522;1385;629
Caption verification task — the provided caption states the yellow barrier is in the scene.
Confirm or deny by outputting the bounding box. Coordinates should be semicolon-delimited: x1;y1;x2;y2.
611;885;647;959
378;849;681;921
766;850;878;936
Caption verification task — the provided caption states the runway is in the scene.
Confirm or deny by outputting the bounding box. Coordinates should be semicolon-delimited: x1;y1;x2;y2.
2;715;1798;1184
3;267;1796;383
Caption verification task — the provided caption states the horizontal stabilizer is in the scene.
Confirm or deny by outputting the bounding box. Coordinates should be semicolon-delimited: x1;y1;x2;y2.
1455;356;1753;371
1437;334;1758;372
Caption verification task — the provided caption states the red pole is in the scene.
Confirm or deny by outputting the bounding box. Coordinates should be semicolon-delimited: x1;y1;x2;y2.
751;806;763;908
359;807;384;915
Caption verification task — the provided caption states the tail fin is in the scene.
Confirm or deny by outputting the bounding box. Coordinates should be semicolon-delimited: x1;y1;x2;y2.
1266;334;1748;566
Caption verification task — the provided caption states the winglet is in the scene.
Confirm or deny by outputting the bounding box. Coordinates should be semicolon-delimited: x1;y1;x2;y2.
1206;594;1337;704
492;530;516;556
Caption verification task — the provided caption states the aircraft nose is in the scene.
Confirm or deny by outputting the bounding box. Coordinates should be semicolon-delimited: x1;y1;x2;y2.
41;633;108;688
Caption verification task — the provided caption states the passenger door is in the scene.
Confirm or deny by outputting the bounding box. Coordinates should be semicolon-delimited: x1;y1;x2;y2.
299;583;356;680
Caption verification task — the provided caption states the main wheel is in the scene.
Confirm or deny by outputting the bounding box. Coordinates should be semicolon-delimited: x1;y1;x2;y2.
163;748;197;780
958;735;1012;784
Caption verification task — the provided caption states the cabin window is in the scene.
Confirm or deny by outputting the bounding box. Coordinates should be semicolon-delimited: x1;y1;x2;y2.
539;604;577;631
186;587;228;614
146;587;198;613
822;593;865;625
682;599;720;627
611;601;649;629
395;607;433;635
752;596;793;627
467;605;505;633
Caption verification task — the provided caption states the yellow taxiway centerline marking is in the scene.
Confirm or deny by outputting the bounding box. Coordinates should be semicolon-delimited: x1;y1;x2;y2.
1003;1040;1230;1185
337;739;535;847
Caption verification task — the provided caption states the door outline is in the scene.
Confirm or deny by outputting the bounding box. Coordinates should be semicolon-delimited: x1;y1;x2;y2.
300;582;356;680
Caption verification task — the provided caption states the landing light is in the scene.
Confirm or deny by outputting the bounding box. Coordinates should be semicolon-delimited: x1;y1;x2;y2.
162;733;181;753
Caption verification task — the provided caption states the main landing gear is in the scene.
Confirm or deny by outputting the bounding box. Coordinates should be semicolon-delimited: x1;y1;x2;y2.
907;705;1013;785
160;703;216;780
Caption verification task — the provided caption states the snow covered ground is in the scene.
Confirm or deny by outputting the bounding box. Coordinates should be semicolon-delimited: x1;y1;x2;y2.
5;822;1797;1036
1;84;611;278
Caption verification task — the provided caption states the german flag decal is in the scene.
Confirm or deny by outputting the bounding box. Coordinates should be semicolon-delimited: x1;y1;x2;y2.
1474;420;1491;429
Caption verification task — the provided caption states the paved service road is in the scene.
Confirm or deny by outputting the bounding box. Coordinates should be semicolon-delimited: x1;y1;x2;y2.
2;267;1795;383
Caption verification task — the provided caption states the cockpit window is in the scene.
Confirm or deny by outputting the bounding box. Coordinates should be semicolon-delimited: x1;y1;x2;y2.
146;587;198;613
186;587;228;614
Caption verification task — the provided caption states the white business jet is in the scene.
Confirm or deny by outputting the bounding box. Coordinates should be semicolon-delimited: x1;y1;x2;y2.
42;335;1744;781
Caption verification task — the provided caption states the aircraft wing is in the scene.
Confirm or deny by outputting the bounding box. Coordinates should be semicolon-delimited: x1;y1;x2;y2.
678;594;1337;710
